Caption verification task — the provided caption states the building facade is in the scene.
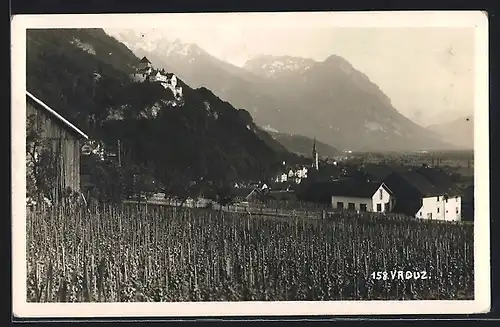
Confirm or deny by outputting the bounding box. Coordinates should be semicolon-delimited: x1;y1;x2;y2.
26;91;89;201
130;57;183;99
330;181;394;213
416;194;462;221
383;171;462;222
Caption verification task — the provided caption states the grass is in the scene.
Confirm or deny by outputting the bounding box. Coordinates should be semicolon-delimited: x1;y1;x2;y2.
26;202;474;302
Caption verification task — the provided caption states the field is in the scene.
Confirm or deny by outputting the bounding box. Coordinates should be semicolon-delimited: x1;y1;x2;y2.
26;202;474;302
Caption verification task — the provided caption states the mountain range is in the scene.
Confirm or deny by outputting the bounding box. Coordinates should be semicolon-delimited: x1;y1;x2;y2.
105;29;458;152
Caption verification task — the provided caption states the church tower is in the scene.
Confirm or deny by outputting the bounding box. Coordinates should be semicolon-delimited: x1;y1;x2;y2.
312;138;319;170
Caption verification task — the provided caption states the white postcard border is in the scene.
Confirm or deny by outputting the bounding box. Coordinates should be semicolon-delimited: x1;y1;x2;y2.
11;11;490;317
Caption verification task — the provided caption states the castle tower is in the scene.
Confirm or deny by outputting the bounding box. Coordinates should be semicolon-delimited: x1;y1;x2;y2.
312;137;319;170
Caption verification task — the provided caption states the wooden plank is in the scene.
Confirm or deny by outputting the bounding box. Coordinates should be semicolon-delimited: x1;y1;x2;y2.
27;99;83;198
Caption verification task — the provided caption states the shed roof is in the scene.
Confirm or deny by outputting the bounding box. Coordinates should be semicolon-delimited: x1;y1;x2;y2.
26;91;88;140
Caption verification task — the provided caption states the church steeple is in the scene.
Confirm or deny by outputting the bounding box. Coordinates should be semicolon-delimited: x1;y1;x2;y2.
312;137;319;170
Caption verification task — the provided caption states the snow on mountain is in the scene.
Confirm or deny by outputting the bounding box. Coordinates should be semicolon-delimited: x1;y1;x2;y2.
103;29;454;151
243;55;316;78
105;29;205;61
157;38;204;58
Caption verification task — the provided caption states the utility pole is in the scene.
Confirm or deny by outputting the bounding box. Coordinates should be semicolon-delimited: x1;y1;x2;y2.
117;139;121;167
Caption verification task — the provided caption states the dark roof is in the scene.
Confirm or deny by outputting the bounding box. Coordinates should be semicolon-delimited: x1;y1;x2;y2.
384;171;447;198
415;167;454;191
307;167;342;183
303;179;388;200
328;180;388;198
139;56;151;64
268;190;296;201
231;187;255;198
26;91;88;140
271;182;294;191
361;164;395;182
166;72;175;79
462;185;474;202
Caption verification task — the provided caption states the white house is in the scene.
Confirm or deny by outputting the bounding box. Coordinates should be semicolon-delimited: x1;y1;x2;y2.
416;195;462;221
383;170;462;222
275;173;288;183
330;180;395;213
296;167;308;179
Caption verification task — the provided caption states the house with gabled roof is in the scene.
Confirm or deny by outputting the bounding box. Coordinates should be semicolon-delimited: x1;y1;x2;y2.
383;170;462;221
329;179;395;213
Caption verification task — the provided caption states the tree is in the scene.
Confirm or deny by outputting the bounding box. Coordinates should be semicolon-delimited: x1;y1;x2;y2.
26;114;58;202
205;181;235;214
159;166;201;207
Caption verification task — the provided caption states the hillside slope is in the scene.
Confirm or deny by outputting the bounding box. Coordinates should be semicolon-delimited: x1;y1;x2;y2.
427;115;474;149
106;30;453;152
26;28;290;186
263;130;341;158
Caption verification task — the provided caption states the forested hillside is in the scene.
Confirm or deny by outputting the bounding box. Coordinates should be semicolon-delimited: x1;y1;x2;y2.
27;29;294;201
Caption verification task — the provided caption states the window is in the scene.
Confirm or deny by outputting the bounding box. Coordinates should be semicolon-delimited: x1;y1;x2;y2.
456;207;459;214
376;203;382;212
360;204;367;212
427;213;432;219
379;189;383;200
337;202;344;210
348;203;356;211
437;207;440;213
384;203;390;212
437;196;440;202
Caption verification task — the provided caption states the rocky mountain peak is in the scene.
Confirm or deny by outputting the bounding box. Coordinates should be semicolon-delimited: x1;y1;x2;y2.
243;54;316;78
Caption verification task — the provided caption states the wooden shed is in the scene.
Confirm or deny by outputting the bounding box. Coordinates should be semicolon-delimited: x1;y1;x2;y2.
26;91;88;201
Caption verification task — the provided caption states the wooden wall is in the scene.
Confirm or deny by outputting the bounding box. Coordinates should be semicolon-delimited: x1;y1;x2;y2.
27;100;82;200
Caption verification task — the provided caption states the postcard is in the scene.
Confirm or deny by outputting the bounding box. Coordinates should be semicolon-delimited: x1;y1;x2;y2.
11;11;490;318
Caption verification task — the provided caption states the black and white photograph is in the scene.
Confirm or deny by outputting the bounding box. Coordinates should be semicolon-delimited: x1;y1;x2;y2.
12;11;490;317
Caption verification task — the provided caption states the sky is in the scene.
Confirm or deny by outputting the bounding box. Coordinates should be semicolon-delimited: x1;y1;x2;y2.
104;13;478;126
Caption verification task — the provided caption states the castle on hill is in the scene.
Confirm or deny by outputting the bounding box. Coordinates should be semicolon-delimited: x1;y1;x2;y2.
130;56;183;99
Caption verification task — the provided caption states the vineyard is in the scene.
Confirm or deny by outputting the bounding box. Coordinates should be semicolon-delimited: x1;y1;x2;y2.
26;202;474;302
